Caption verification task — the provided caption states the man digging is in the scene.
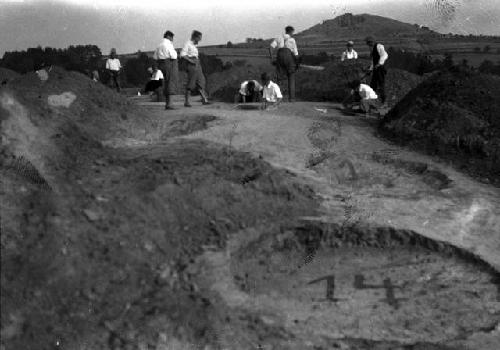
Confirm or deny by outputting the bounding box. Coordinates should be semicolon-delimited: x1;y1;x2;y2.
180;30;210;107
347;79;380;117
269;26;299;102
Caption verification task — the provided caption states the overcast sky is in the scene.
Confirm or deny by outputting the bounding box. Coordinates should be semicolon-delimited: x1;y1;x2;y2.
1;0;499;55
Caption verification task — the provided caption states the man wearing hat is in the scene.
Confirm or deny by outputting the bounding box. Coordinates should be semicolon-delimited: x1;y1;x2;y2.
154;30;179;109
365;36;389;105
341;41;358;61
105;48;121;92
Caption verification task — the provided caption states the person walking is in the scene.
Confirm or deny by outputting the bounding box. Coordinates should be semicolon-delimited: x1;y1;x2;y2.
154;30;179;109
365;36;389;106
341;41;358;61
269;26;299;102
180;30;210;107
105;48;121;92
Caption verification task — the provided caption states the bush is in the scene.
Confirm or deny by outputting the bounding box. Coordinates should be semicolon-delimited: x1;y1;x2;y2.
386;47;439;75
123;52;154;86
1;45;102;74
199;54;226;75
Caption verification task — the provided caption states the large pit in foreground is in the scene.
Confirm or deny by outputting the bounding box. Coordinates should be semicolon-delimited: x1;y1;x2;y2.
230;223;500;345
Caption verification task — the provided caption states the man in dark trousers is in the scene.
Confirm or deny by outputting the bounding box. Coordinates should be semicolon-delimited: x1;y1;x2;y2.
365;36;389;106
105;48;121;92
154;30;179;110
180;30;210;107
269;26;299;102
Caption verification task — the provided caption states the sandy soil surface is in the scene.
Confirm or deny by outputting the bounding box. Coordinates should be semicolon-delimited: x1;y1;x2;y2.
2;73;499;349
179;101;500;349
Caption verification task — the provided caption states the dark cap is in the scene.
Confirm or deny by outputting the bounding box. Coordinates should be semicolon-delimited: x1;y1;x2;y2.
164;31;174;38
261;72;271;81
365;36;375;43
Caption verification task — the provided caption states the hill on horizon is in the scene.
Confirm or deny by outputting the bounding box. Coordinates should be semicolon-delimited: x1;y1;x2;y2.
295;13;438;45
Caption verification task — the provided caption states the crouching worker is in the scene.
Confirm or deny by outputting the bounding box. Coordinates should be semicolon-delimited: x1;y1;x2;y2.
235;80;263;103
348;80;379;116
143;65;164;100
261;73;283;110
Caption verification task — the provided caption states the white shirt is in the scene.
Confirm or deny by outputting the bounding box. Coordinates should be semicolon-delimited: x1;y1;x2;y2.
106;58;121;71
239;80;263;95
270;34;299;56
370;43;389;69
263;81;283;102
341;49;358;61
154;38;178;60
359;83;378;100
180;40;199;59
151;70;164;81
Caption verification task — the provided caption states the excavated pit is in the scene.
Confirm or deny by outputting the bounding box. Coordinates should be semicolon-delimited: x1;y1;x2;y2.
231;222;500;344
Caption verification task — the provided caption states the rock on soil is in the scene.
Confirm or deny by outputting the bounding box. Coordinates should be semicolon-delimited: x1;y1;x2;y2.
380;67;500;184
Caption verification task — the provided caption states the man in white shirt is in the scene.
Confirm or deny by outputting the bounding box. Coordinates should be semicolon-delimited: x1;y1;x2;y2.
154;30;179;109
341;41;358;61
180;30;210;107
143;65;164;100
261;73;283;109
269;26;299;102
236;80;263;103
349;79;379;115
105;48;121;92
365;36;389;105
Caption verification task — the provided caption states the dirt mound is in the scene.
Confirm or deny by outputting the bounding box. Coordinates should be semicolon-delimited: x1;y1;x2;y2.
1;66;319;349
0;67;19;84
209;60;422;106
381;68;500;184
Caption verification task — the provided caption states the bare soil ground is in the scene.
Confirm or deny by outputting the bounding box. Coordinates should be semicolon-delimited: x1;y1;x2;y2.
1;68;499;350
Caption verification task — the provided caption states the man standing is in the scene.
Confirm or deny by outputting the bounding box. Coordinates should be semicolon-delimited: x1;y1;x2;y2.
105;48;121;92
341;41;358;61
269;26;299;102
154;30;179;110
365;36;389;106
180;30;210;107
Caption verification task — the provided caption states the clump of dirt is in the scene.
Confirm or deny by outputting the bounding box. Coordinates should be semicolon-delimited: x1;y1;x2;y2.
297;61;423;107
1;67;319;349
160;114;217;138
0;67;19;85
380;68;500;184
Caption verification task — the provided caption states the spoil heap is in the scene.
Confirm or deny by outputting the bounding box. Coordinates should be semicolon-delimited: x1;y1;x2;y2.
381;68;500;183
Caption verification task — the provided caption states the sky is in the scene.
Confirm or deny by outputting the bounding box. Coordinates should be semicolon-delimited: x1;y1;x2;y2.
1;0;499;55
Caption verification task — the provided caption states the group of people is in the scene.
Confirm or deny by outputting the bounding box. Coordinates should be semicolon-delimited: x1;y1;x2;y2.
104;25;389;114
237;28;389;114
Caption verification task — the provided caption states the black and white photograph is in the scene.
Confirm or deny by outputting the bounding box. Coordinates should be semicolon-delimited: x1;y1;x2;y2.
1;0;500;349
